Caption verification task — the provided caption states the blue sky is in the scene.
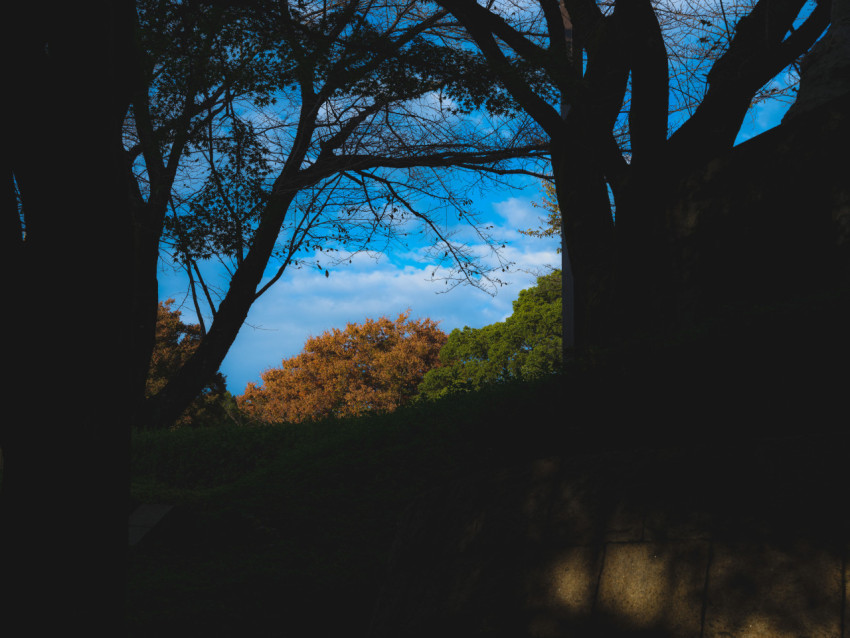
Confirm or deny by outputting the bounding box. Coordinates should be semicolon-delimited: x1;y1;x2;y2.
158;97;791;396
159;174;560;394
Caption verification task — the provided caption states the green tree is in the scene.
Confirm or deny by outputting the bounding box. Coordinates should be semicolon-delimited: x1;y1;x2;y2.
418;270;562;399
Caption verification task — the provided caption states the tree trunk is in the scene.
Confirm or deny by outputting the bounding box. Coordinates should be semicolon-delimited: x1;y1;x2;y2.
139;189;299;429
611;168;677;343
1;3;135;632
551;141;616;350
559;95;850;354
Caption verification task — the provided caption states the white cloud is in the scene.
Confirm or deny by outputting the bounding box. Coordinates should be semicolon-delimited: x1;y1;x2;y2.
159;191;561;394
221;260;536;392
494;196;539;229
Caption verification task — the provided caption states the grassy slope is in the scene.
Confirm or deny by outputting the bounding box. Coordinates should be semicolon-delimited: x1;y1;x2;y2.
128;376;567;637
128;288;850;636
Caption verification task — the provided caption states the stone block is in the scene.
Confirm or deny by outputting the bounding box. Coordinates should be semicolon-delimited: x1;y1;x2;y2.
643;507;712;541
521;545;603;637
594;541;709;637
703;541;843;637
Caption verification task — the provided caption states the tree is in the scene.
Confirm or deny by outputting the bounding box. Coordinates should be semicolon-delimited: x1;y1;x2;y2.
3;1;544;630
148;300;236;427
434;0;846;351
127;0;549;431
418;270;562;399
6;0;844;628
3;3;136;633
238;311;447;423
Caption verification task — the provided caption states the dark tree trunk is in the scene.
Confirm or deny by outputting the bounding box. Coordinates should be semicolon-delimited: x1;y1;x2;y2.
557;93;850;354
437;0;834;357
1;3;135;632
551;141;616;350
131;200;167;427
138;189;299;429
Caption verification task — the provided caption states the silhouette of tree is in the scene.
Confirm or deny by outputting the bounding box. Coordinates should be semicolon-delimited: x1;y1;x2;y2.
4;0;846;631
3;3;137;633
434;0;839;348
2;0;544;630
148;300;235;427
127;0;548;430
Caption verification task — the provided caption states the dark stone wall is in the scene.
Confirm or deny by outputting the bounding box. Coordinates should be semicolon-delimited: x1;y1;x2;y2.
368;438;849;638
667;93;850;326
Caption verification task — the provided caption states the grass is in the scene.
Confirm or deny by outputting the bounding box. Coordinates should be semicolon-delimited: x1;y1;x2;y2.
128;375;570;637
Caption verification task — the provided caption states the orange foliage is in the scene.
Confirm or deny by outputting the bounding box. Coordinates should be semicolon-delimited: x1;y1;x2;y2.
148;299;232;427
237;311;447;423
147;299;204;397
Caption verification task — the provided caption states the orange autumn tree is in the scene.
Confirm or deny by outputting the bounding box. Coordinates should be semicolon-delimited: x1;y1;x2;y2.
238;311;447;424
147;299;235;427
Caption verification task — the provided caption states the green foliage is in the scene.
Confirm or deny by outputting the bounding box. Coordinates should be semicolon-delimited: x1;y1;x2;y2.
417;270;562;400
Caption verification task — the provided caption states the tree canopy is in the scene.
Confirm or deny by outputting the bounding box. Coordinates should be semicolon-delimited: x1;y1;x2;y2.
238;311;447;423
127;0;548;430
4;3;551;626
418;269;562;399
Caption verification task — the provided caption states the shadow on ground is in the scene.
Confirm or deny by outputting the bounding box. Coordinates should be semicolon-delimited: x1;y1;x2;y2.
369;432;848;638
